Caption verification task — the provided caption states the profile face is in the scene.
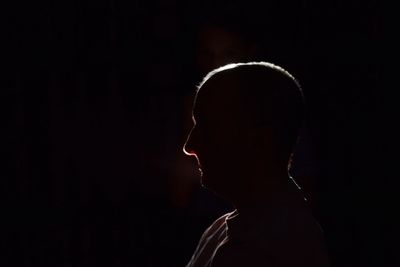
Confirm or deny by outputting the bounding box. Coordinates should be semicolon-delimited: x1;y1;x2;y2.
183;75;243;193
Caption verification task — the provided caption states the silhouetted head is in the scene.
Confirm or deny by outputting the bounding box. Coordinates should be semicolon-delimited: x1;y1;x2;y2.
183;62;304;200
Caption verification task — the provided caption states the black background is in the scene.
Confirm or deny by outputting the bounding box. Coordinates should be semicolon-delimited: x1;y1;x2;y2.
1;0;389;266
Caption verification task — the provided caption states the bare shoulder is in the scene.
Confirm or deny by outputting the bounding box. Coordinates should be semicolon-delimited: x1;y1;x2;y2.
213;241;330;267
211;242;280;267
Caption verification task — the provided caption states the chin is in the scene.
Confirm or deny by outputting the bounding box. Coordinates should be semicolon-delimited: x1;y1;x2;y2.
200;175;212;189
200;176;208;188
201;176;221;194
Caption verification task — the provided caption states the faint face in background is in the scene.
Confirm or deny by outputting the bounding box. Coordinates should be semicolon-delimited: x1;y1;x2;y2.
195;25;257;76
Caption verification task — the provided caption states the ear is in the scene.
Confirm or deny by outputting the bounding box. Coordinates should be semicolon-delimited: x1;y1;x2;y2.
247;127;277;152
245;128;263;150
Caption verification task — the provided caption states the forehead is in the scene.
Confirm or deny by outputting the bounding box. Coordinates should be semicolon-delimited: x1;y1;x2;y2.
193;72;242;119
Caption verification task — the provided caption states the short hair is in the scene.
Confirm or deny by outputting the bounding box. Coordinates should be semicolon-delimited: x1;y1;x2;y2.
197;62;304;163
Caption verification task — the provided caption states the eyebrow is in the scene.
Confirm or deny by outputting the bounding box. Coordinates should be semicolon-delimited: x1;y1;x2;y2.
191;113;197;125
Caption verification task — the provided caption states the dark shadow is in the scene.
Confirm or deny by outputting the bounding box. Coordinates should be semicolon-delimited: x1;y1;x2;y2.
183;62;331;267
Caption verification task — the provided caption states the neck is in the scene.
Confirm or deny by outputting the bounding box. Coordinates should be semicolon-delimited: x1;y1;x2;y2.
231;171;302;214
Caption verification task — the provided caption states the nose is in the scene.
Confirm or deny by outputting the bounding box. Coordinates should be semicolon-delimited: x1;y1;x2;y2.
183;128;197;157
183;129;203;171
